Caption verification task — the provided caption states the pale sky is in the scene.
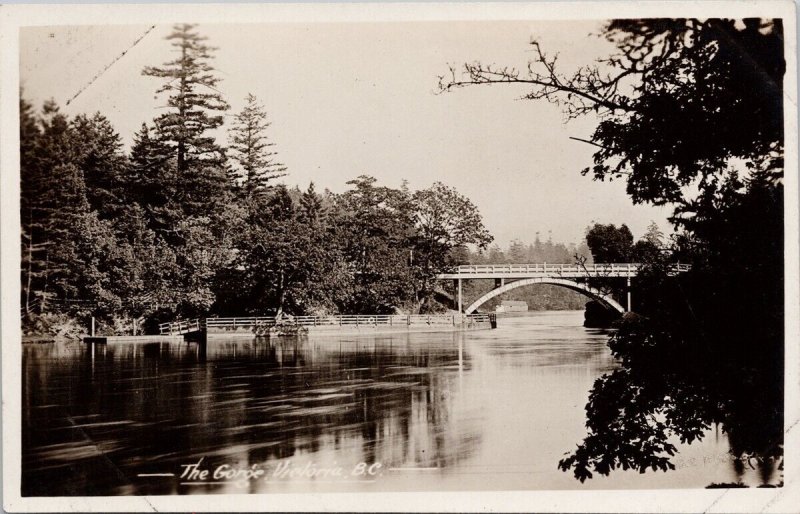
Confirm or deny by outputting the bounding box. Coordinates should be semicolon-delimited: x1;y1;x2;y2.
20;21;672;247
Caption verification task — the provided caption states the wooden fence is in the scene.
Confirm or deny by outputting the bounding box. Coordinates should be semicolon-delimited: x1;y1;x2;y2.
160;313;493;335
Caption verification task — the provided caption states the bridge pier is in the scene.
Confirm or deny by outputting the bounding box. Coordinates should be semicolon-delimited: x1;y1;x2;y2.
626;277;631;312
494;278;505;289
453;279;463;312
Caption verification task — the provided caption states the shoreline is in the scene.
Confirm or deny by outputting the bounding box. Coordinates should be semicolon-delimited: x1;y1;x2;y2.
23;319;495;345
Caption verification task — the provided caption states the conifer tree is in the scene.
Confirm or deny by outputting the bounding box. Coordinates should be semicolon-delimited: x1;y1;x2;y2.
228;93;287;198
143;24;229;172
128;123;180;235
142;24;230;217
299;182;323;224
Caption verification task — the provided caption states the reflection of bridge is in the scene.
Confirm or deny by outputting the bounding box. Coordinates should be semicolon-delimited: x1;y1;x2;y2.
437;263;691;314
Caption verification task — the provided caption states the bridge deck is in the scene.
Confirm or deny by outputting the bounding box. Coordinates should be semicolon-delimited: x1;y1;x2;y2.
437;263;690;280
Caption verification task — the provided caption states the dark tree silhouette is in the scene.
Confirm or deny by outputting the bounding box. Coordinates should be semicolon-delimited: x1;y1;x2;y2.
585;223;634;262
440;18;785;483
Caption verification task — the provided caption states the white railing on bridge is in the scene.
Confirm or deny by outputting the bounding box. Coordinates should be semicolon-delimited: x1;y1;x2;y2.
160;313;493;335
454;263;638;274
437;262;690;278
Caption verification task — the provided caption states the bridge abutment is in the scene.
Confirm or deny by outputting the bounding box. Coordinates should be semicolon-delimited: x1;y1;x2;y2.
452;279;463;312
626;277;631;312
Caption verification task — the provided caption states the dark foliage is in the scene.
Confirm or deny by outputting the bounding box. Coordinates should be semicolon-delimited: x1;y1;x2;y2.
585;223;634;262
441;18;784;483
20;25;493;329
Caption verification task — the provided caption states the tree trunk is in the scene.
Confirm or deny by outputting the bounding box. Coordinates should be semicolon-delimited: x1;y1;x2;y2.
24;227;33;314
41;245;50;313
177;41;188;174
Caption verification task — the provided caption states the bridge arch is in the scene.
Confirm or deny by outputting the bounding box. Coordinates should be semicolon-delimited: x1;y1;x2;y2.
464;277;625;315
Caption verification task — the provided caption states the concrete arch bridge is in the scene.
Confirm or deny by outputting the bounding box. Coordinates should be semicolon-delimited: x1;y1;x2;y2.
436;263;690;315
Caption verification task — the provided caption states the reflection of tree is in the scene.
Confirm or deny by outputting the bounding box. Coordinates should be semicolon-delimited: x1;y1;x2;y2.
233;335;482;471
22;334;482;495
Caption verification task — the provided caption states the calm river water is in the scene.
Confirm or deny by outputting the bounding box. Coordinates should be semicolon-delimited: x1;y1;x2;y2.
22;311;780;495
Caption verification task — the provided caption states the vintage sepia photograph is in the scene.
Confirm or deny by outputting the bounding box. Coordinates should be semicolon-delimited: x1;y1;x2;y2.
1;2;798;512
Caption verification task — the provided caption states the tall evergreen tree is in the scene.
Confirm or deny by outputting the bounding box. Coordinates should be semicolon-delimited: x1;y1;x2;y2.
228;93;287;198
143;23;229;172
142;24;230;217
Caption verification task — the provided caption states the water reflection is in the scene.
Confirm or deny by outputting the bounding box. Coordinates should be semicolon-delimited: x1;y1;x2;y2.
21;311;779;496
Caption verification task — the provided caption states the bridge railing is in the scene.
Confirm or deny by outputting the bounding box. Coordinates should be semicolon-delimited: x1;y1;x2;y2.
452;263;641;274
448;263;691;275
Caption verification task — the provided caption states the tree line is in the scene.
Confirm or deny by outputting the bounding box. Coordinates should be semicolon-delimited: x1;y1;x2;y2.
20;24;493;336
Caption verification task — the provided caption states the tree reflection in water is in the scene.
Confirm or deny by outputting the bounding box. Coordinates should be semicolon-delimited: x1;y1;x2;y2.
22;334;481;496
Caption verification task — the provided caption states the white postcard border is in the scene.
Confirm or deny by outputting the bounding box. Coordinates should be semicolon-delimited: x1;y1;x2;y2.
1;2;798;512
